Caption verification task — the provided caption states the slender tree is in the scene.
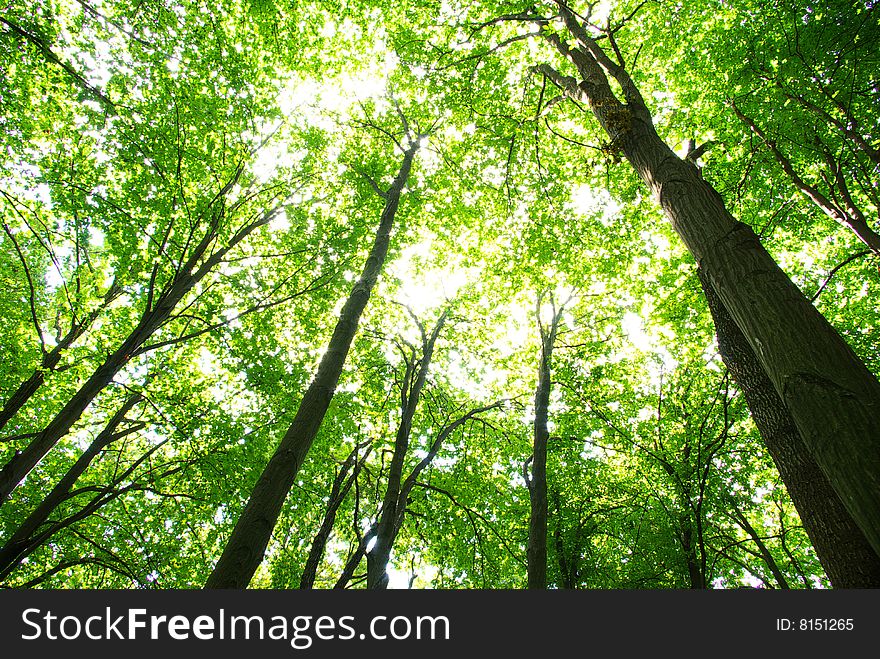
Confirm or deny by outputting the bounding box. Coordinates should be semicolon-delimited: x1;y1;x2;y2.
0;391;143;579
298;441;370;589
525;293;565;589
367;308;448;589
205;134;422;588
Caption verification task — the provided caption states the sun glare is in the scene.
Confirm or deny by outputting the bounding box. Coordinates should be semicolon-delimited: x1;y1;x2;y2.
388;233;476;315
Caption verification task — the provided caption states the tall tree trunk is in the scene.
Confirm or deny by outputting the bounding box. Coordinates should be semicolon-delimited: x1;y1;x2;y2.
205;141;420;589
331;400;500;589
1;371;50;433
699;268;880;587
527;296;563;589
527;357;550;589
367;310;447;589
0;393;143;580
539;4;880;556
298;442;369;589
680;518;707;589
0;315;166;506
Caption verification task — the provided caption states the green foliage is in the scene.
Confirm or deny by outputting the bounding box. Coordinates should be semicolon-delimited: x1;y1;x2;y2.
1;0;874;589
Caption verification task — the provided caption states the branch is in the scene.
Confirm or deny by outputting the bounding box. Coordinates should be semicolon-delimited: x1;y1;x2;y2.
532;63;585;104
731;103;842;219
416;481;526;567
810;250;872;302
0;16;115;110
349;164;388;199
1;221;45;354
553;1;650;115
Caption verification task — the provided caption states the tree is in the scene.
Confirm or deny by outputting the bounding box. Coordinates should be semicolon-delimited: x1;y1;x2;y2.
2;0;877;590
525;292;566;588
298;440;370;589
698;267;880;587
205;125;423;588
529;0;880;556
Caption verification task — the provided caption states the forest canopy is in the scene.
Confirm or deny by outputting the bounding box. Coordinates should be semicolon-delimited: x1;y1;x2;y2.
1;0;879;589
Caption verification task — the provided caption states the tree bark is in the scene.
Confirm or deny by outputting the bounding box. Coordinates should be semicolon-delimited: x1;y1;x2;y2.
527;297;562;589
539;4;880;556
699;268;880;587
205;141;420;589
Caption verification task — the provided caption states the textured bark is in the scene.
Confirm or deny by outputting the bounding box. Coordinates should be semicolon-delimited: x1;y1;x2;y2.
0;176;269;506
541;4;880;556
367;311;447;590
205;142;419;589
0;393;143;580
299;442;368;589
699;268;880;587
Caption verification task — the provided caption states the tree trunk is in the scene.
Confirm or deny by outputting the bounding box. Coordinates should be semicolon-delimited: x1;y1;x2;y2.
540;5;880;556
527;298;562;589
0;318;161;506
367;311;446;590
699;268;880;587
298;442;368;589
680;519;707;589
205;141;419;589
527;359;550;589
0;392;142;579
0;183;267;506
